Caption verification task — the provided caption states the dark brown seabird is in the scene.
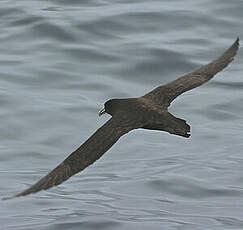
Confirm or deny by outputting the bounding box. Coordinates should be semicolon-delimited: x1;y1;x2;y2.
14;38;239;198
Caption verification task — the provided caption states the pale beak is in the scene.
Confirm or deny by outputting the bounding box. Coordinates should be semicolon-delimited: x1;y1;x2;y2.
99;108;106;116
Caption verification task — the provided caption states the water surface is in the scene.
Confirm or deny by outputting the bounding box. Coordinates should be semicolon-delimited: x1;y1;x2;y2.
1;0;243;229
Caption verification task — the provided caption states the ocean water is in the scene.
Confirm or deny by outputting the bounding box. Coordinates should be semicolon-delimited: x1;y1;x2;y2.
1;0;243;229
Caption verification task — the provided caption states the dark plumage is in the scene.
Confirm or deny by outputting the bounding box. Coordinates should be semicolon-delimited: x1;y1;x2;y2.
15;38;239;198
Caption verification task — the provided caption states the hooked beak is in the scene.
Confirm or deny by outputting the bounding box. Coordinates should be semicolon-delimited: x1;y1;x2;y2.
99;108;106;116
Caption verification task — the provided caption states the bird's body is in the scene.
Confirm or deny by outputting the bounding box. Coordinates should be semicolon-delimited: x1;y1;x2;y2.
13;38;239;198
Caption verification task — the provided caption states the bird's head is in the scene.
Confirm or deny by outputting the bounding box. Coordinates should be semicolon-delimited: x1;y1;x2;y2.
99;99;120;117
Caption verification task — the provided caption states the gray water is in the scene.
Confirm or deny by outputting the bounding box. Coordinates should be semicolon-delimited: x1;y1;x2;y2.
1;0;243;229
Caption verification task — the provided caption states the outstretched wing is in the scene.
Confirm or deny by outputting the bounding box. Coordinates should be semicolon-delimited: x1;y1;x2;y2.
15;117;136;197
143;38;239;106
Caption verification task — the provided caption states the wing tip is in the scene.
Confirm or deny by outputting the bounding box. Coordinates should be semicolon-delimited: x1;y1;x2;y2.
217;37;240;67
234;36;240;49
228;37;240;63
236;36;240;43
12;162;73;198
231;37;240;54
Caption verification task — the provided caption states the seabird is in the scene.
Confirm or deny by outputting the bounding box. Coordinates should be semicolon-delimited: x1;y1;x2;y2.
14;38;239;197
